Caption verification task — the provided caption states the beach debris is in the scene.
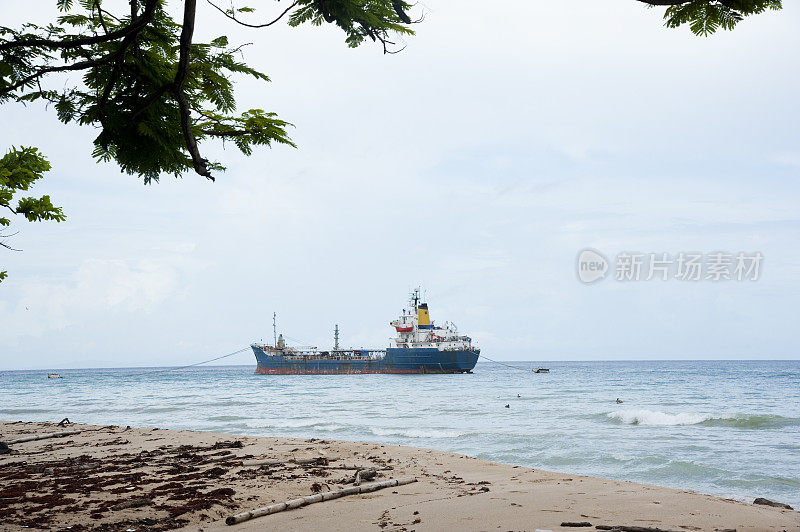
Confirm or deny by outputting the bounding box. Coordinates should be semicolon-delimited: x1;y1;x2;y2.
3;429;83;446
164;487;237;518
225;477;418;525
595;526;681;531
310;482;328;493
461;484;490;496
242;456;331;467
58;418;72;426
0;441;9;455
753;497;793;510
111;497;152;511
354;467;377;486
212;440;244;450
314;464;392;471
561;522;592;527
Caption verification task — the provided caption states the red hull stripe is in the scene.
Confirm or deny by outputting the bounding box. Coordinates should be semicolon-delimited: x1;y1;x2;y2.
255;365;467;375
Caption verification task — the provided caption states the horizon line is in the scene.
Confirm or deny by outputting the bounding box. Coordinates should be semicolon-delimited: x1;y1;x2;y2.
2;359;799;372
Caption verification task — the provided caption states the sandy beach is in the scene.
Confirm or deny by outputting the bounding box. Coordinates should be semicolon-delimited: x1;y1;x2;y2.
0;421;796;531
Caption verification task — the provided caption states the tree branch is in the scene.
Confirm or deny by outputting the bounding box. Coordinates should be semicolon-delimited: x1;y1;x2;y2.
206;0;299;28
173;0;213;180
635;0;692;4
0;240;22;252
391;0;411;24
0;55;112;97
201;128;258;137
92;0;109;34
95;26;147;119
0;0;158;52
316;0;336;23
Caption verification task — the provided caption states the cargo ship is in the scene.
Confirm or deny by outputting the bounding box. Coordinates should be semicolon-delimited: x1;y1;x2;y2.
251;289;480;374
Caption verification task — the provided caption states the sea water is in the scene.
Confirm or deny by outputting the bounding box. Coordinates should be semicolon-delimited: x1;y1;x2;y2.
1;360;798;508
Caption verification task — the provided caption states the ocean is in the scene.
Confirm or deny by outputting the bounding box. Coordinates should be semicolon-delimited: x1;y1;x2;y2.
2;360;798;508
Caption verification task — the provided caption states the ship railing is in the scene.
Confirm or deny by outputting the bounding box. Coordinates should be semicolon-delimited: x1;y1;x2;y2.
277;349;387;361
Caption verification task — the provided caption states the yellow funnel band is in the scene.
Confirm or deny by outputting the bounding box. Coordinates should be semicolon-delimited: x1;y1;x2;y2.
417;307;431;326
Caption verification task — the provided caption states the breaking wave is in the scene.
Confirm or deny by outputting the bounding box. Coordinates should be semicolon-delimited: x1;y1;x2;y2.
607;409;711;426
605;409;799;428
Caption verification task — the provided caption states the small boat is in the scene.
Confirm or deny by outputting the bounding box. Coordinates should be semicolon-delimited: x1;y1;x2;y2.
534;368;549;373
47;373;63;379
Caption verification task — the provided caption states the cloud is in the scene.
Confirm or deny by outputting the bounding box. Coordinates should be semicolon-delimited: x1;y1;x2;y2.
0;259;178;339
772;152;800;169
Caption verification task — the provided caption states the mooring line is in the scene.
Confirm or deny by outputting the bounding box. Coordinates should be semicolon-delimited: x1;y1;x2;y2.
128;346;251;376
479;354;532;373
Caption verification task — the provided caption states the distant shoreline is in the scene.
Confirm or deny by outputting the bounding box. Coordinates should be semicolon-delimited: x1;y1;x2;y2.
1;421;796;531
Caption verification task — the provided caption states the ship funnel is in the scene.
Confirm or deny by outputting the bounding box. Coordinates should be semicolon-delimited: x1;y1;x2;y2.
417;303;432;329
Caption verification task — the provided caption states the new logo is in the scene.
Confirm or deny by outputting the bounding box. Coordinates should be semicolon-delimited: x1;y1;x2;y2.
577;249;609;284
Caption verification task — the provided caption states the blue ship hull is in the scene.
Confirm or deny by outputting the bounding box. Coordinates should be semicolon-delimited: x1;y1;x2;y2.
253;346;479;374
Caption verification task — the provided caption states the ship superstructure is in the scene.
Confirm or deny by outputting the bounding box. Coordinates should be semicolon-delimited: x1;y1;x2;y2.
251;288;480;374
390;289;475;352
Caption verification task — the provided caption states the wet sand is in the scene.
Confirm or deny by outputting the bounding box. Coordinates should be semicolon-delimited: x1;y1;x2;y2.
1;421;796;531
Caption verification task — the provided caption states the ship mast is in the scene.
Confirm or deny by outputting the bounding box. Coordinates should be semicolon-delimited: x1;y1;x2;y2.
334;324;340;351
411;287;420;311
273;312;277;347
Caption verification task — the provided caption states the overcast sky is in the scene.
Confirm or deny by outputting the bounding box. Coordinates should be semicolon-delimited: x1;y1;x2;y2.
1;1;799;369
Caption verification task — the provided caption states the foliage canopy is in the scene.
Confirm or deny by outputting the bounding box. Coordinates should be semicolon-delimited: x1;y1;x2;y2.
0;146;64;281
0;0;416;183
649;0;783;36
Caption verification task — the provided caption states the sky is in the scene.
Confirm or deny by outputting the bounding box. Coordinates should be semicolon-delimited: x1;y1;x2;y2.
1;1;799;369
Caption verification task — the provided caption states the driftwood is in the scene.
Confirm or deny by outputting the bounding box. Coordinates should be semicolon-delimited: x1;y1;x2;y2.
111;497;152;511
312;464;392;471
242;457;337;467
225;477;418;525
23;462;101;475
3;430;83;445
199;454;244;465
353;468;376;486
595;526;681;532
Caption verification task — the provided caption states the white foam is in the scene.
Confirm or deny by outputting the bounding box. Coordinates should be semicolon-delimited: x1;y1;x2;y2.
607;409;714;426
259;420;348;432
369;427;464;439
